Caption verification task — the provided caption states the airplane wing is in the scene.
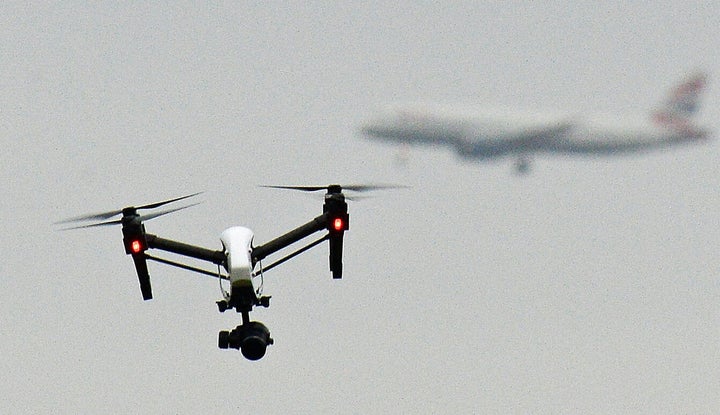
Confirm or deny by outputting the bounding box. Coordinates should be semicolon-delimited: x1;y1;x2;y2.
456;118;574;158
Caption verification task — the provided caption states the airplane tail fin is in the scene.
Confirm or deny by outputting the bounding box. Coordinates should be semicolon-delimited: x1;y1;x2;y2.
653;72;707;129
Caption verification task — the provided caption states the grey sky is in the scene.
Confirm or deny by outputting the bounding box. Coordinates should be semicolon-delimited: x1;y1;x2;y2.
2;2;719;413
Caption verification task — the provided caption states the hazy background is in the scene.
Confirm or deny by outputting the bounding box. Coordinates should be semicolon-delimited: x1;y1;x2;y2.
2;2;719;413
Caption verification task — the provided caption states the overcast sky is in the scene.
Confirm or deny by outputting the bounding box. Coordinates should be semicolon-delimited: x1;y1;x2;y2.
2;2;719;413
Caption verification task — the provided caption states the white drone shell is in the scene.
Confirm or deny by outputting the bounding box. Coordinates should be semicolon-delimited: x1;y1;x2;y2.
220;226;256;291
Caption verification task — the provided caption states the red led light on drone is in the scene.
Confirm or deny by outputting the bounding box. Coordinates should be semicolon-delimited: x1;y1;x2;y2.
130;240;143;254
332;218;344;231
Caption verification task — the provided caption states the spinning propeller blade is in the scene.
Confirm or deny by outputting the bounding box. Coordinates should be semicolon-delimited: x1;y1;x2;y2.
59;219;123;230
341;184;408;192
55;210;126;224
134;192;203;210
137;203;201;222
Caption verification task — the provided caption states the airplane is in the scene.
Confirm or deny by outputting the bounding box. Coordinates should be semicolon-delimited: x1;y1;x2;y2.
361;72;710;173
56;185;396;360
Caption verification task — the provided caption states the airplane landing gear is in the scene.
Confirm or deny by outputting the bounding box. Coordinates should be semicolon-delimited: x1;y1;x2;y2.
515;156;531;175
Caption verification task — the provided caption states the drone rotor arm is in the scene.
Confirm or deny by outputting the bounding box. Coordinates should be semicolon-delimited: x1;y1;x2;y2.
253;234;329;276
251;213;329;263
145;234;226;266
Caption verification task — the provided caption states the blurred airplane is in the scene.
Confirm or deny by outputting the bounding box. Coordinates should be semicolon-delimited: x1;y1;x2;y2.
361;73;710;173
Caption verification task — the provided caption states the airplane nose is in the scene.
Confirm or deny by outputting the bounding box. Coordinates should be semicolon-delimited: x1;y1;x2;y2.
360;112;400;139
360;123;384;138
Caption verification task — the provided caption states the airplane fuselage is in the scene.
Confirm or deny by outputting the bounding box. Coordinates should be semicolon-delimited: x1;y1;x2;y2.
362;104;708;161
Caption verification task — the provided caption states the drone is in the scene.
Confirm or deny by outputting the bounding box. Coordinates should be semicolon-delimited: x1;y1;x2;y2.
59;184;396;360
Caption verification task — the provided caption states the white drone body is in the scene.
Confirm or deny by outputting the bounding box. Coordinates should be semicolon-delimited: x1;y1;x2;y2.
219;226;262;298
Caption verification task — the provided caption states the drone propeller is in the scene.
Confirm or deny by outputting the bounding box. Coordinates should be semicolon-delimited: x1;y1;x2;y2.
56;193;202;230
260;184;407;193
55;192;202;225
58;203;201;230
